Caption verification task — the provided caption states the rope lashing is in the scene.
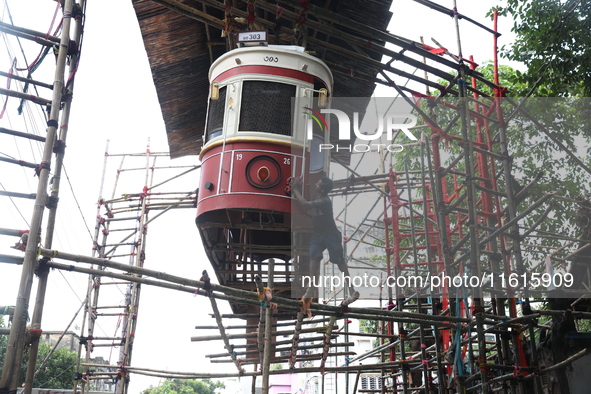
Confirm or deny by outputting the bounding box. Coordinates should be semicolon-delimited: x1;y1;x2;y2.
295;0;309;28
53;139;66;154
35;161;51;177
246;2;255;24
479;355;490;373
512;365;521;378
274;5;284;33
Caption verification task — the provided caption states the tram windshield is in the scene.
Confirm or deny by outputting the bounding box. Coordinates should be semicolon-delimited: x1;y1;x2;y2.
239;81;296;136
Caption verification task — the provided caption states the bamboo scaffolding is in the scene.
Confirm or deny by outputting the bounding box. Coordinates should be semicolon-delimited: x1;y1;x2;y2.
38;247;472;325
206;270;246;375
0;2;77;391
3;3;589;393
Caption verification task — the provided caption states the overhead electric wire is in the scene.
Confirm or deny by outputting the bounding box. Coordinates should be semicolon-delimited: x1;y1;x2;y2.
62;165;95;244
0;180;29;226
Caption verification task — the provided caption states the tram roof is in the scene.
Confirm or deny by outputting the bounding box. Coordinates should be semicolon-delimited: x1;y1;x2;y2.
131;0;393;162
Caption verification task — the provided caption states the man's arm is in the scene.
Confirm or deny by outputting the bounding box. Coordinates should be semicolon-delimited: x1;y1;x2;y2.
293;187;313;209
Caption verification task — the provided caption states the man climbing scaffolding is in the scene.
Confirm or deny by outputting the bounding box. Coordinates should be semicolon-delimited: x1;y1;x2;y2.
291;176;359;303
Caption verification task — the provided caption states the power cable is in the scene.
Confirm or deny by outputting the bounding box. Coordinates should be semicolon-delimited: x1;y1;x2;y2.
0;180;29;226
63;165;95;244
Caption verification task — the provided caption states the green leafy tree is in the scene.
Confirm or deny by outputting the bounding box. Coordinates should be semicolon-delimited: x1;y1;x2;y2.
493;0;591;96
142;378;225;394
0;317;8;376
24;342;78;389
0;323;78;390
399;64;591;269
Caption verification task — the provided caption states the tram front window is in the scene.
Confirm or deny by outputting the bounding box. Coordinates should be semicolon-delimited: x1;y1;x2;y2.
206;86;227;141
239;81;296;136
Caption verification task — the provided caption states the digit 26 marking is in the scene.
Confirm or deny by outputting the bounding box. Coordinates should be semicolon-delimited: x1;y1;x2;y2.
284;157;290;165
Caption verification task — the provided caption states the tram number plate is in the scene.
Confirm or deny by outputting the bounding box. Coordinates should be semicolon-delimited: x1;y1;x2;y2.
237;30;268;43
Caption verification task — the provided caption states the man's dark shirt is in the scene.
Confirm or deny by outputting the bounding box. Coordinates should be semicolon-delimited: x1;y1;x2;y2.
311;194;340;236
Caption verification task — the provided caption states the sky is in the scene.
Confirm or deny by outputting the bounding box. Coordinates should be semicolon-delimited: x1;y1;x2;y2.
0;1;519;392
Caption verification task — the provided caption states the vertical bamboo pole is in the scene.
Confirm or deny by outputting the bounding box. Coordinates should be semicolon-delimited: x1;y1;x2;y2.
117;142;153;394
404;159;431;393
206;270;246;374
80;149;125;394
261;258;275;394
343;170;350;394
419;132;444;393
451;2;489;392
422;109;454;390
255;275;267;364
319;316;337;373
288;312;304;370
23;3;86;391
0;1;74;390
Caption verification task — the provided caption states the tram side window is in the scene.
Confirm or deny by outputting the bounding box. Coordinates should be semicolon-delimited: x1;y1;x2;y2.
206;86;227;141
239;81;296;136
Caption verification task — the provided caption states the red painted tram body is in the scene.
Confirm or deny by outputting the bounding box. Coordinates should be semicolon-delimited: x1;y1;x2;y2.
196;45;333;301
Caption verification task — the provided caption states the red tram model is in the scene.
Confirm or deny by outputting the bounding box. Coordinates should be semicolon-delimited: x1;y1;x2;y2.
196;44;333;306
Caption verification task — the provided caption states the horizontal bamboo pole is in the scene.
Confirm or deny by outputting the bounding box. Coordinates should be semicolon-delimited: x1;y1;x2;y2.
0;87;51;106
0;23;56;47
207;341;355;359
44;261;258;308
211;351;356;365
40;247;470;326
0;228;28;237
191;325;338;342
83;357;425;379
0;21;60;44
0;127;46;142
195;317;331;330
0;71;53;90
0;254;24;265
0;190;36;199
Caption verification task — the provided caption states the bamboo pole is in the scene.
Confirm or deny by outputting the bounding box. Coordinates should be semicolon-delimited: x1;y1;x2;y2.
0;156;38;168
0;228;29;238
208;341;355;359
261;259;275;394
0;190;36;199
0;20;61;44
0;87;51;106
0;71;53;90
319;316;337;373
0;1;74;390
255;276;266;364
288;312;305;370
206;270;246;375
117;143;155;394
74;140;110;394
24;3;86;390
0;254;24;265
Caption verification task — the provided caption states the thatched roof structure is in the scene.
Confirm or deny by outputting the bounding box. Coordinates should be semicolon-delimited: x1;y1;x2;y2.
131;0;393;160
